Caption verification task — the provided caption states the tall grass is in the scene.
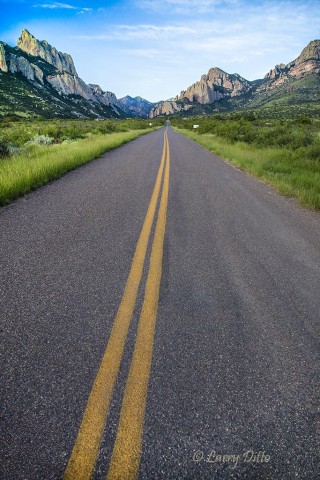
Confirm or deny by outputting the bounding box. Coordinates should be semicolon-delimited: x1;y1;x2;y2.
0;130;149;206
175;129;320;210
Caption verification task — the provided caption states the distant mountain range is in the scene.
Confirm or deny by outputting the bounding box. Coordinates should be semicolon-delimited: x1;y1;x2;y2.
150;40;320;117
0;30;319;119
0;29;156;118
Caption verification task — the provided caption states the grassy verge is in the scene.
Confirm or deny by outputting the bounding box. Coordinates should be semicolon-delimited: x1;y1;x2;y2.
175;129;320;210
0;129;149;206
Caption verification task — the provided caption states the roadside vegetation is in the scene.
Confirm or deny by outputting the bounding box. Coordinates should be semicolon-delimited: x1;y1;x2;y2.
171;114;320;210
0;117;163;206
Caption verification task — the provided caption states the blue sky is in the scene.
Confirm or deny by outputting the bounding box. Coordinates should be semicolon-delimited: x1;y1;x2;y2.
0;0;319;101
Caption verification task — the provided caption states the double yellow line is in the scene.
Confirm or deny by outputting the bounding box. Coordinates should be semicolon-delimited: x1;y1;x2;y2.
63;129;170;480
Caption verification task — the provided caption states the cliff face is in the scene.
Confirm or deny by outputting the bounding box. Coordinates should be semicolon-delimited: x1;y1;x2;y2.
149;68;251;117
149;100;193;118
178;68;250;104
259;39;320;92
17;29;77;75
0;30;126;118
47;73;97;100
0;42;8;72
89;84;120;106
7;53;44;83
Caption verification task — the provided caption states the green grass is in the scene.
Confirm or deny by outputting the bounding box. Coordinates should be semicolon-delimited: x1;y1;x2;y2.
0;116;164;145
175;129;320;210
0;129;149;206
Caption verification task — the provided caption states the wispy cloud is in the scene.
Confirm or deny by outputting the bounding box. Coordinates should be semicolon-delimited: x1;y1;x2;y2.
33;2;77;9
119;24;195;38
136;0;237;14
33;2;94;14
72;24;196;41
77;7;93;15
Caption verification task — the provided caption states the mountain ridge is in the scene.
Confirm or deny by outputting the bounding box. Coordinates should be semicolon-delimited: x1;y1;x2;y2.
0;31;319;119
0;30;154;118
17;28;77;76
150;40;320;117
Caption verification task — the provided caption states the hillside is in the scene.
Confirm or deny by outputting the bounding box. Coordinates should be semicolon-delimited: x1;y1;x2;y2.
150;40;320;118
0;30;153;119
118;96;157;118
1;31;319;120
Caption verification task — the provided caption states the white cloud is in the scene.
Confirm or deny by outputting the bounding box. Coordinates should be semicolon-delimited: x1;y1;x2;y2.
118;24;195;38
77;8;93;15
72;24;195;41
33;2;94;14
136;0;237;14
33;2;77;9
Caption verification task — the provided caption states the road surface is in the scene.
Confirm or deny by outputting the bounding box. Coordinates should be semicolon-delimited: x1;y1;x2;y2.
1;126;320;479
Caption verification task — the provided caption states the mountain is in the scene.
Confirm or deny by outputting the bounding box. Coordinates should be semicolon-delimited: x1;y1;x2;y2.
150;40;320;118
262;40;320;88
0;30;151;119
1;31;318;120
178;68;251;104
118;95;157;117
17;28;77;76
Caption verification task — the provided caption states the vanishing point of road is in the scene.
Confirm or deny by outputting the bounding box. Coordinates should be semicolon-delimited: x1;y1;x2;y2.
1;125;319;480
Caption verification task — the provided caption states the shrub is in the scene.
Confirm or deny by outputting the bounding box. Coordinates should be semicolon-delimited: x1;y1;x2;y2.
294;117;312;125
0;142;10;158
30;135;53;145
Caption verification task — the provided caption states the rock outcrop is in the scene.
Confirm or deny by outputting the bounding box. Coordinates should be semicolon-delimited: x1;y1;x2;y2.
17;29;77;75
178;68;250;104
150;68;251;117
0;41;43;82
89;84;119;106
258;39;320;92
150;100;193;118
7;53;44;83
264;63;286;80
47;73;96;100
0;42;8;72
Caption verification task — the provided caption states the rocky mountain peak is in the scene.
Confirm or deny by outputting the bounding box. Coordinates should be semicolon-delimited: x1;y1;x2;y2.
297;39;320;65
177;66;250;105
17;29;77;76
263;39;319;85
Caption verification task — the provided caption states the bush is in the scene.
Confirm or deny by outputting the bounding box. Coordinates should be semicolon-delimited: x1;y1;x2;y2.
293;117;312;125
29;135;53;145
302;142;320;161
0;142;10;158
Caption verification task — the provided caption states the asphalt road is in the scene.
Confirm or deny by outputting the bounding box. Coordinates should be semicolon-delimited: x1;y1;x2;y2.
1;126;319;480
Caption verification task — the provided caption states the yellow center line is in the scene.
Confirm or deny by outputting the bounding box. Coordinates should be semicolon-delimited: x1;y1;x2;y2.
63;130;168;480
106;132;171;480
